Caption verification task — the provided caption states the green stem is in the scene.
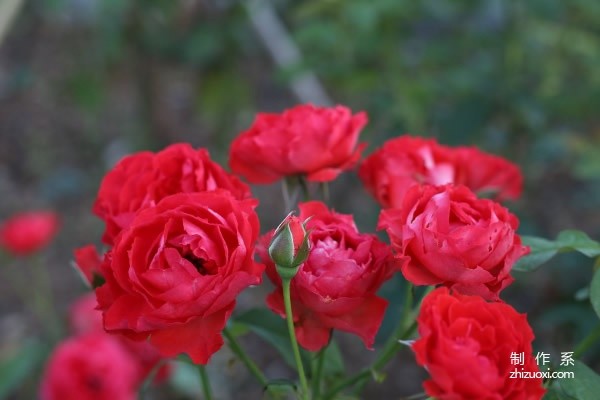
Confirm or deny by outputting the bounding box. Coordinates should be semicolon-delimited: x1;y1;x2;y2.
311;347;327;399
32;255;61;339
282;279;309;400
198;365;213;400
324;284;430;400
298;176;310;201
223;327;268;387
573;324;600;359
319;182;329;203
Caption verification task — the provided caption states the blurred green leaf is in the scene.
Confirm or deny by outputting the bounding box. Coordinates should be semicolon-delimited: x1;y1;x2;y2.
514;230;600;272
264;378;297;397
0;338;46;399
320;340;344;379
233;308;309;371
555;360;600;400
589;269;600;319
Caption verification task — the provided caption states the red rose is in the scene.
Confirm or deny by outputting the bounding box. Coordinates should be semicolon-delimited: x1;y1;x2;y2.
259;201;397;351
69;293;172;384
378;184;528;300
0;211;59;256
93;143;251;245
359;135;523;208
96;191;264;364
229;104;367;184
412;288;545;400
40;333;139;400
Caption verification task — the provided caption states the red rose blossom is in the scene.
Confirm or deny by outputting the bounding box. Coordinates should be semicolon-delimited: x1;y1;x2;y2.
96;191;264;364
229;104;367;184
93;143;251;245
40;333;139;400
412;288;545;400
378;184;528;300
0;211;59;256
259;201;398;351
69;293;172;384
359;135;523;208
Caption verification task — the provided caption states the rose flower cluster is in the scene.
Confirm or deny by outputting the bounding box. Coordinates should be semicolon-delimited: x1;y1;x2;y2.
39;104;544;399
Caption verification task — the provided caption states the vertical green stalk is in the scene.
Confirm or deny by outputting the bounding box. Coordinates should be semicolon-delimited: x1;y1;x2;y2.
282;279;309;400
311;347;326;399
297;176;310;201
31;255;61;339
198;365;213;400
573;324;600;359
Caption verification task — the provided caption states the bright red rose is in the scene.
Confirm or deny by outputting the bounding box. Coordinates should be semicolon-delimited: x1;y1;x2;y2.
359;135;523;208
259;201;398;351
69;293;172;384
93;143;251;245
40;333;139;400
378;184;528;300
95;191;264;364
229;104;367;184
0;211;59;256
412;288;545;400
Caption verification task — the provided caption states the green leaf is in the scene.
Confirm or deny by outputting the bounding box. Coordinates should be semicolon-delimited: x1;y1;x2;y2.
264;379;297;397
556;360;600;400
233;308;309;370
557;230;600;258
543;386;576;400
590;269;600;319
513;230;600;272
320;340;345;379
0;338;47;398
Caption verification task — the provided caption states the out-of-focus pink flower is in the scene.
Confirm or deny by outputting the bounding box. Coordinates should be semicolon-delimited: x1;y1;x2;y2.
0;211;60;256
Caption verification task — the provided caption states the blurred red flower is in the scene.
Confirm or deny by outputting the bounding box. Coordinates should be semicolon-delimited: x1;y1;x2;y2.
69;293;172;384
40;333;139;400
0;211;59;256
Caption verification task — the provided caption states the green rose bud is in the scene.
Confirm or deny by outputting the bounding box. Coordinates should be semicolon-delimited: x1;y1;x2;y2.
268;212;311;280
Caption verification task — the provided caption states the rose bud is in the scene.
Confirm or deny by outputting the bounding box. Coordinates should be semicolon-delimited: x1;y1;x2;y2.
0;211;59;256
260;201;399;351
268;212;311;279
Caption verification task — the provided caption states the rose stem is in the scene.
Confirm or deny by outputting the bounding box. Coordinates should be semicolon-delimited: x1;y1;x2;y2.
297;175;310;201
222;327;268;388
198;365;213;400
319;182;329;203
323;284;432;400
31;254;62;340
282;279;310;400
573;323;600;359
310;346;327;399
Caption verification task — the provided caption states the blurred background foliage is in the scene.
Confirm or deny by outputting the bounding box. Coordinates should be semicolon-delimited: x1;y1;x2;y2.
0;0;599;398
